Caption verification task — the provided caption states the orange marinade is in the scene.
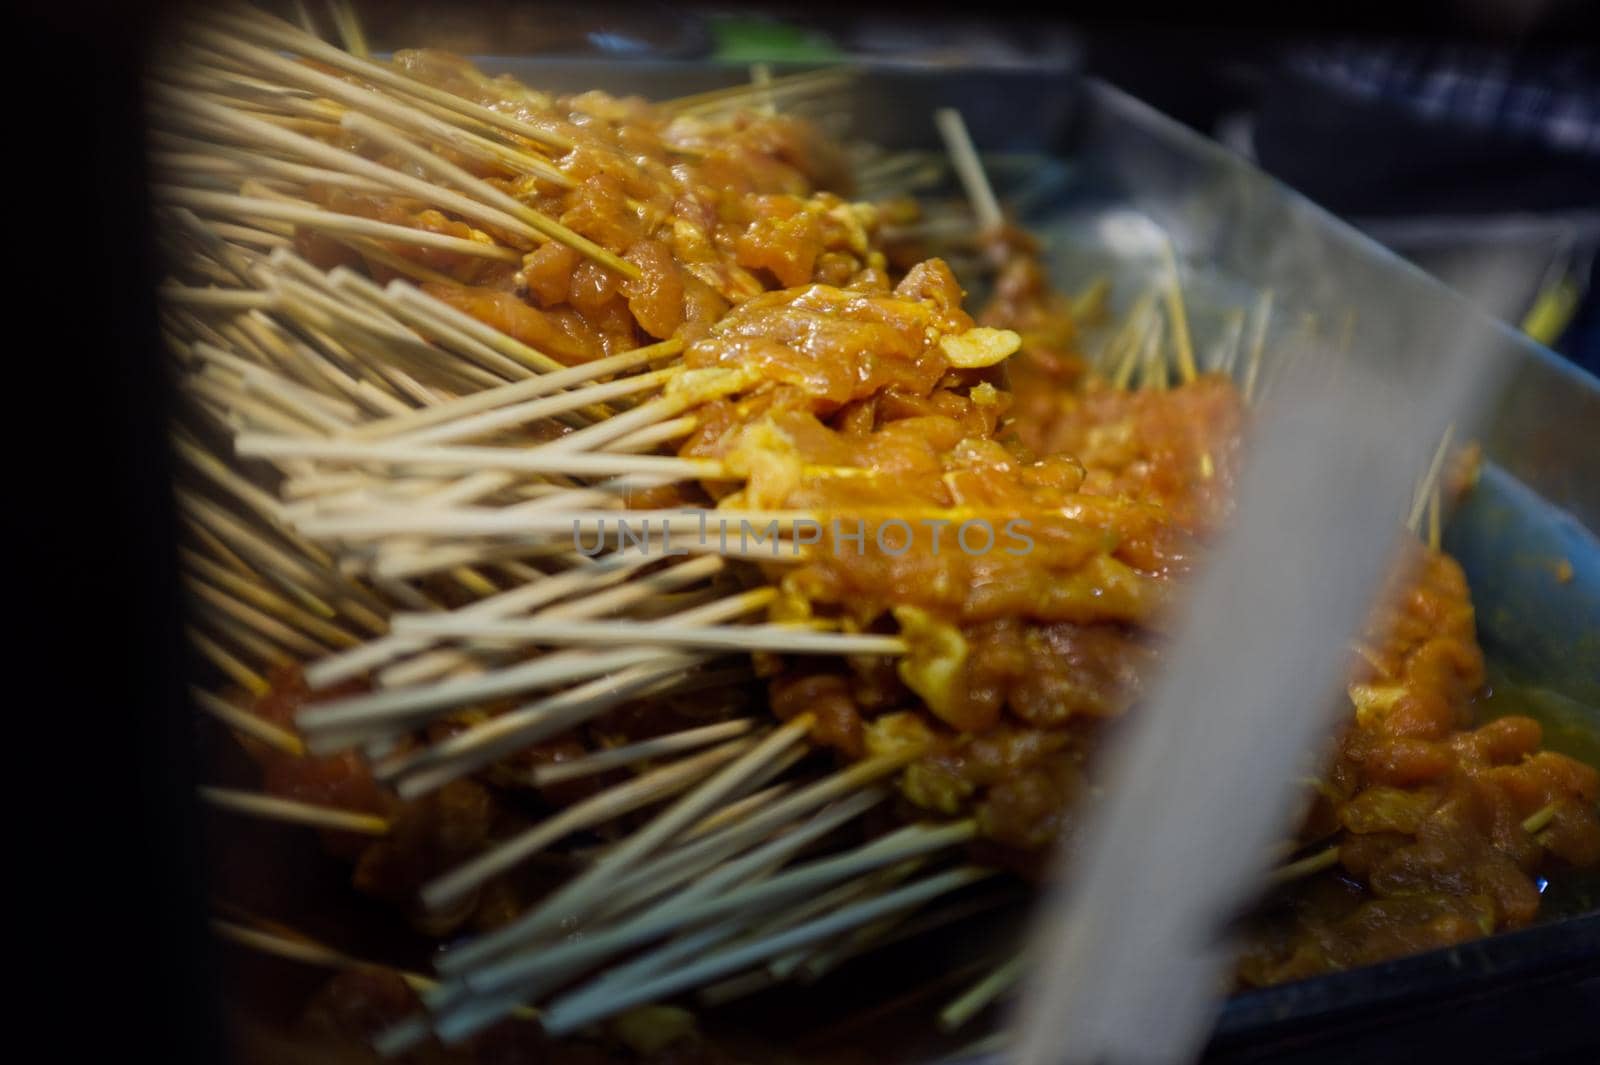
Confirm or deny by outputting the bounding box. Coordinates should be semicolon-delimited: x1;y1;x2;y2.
293;50;883;365
224;51;1600;996
1241;541;1600;983
667;262;1188;769
982;269;1600;963
678;250;1600;970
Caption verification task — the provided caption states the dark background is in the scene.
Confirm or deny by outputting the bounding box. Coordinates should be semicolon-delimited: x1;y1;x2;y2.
13;2;1598;1063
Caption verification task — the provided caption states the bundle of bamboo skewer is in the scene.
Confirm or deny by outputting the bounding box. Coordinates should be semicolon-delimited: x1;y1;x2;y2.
158;5;1007;1053
155;5;1497;1061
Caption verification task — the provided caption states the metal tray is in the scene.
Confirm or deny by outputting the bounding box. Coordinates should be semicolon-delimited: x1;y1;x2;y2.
327;58;1600;1059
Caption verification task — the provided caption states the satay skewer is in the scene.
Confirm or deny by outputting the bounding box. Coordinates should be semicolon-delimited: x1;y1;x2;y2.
200;786;390;835
193;686;305;756
934;109;1003;234
204;4;572;151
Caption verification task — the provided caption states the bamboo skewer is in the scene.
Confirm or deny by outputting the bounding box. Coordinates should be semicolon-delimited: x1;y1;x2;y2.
375;783;826;1051
1159;236;1198;383
1096;290;1154;376
264;254;514;393
178;503;388;639
445;746;926;1003
664;68;853;116
391;614;908;657
379;554;727;689
276;499;1021;552
471;819;972;1003
181;347;360;429
175;23;577;194
367;534;587;583
177;489;359;604
590;769;819;920
386;283;570;375
1407;425;1456;533
297;587;777;744
189;625;271;696
325;0;368;57
199;602;300;668
795;886;1021;984
597;927;761;1012
299;645;673;742
182;550;360;651
390;367;679;447
428;816;973;1044
192;686;305;756
228;310;417;418
235;435;722;482
1138;316;1169;391
174;427;301;524
153;143;393;199
157;187;524;263
343;338;683;441
1243;288;1274;403
180;511;294;599
214;917;360;970
538;866;996;1037
187;575;333;659
161;285;277;310
531;719;759;786
435;714;820;975
1210;307;1247;376
211;919;543;1021
370;588;778;787
156;88;551;251
750;63;777;118
1110;296;1159;389
608;415;699;453
1268;843;1341;884
940;954;1026;1032
934;109;1003;234
200;786;390;835
334;111;637;279
383;653;724;797
188;371;330;436
761;859;926;979
420;736;765;912
304;549;660;688
1428;483;1442;551
203;4;574;152
1522;801;1560;836
325;270;545;384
